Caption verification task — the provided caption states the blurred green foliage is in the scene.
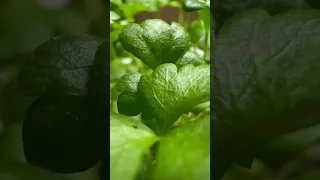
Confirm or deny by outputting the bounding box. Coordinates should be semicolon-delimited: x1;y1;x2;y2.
0;0;106;179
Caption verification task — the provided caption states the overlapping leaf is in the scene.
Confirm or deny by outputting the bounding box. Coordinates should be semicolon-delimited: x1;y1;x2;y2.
110;113;158;180
117;63;210;135
152;116;210;180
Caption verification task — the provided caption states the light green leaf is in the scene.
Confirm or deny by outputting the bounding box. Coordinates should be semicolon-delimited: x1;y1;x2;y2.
182;0;210;12
188;20;206;44
110;113;158;180
110;11;121;25
125;0;169;11
119;3;149;22
110;59;127;81
153;116;210;180
118;19;190;69
110;0;123;6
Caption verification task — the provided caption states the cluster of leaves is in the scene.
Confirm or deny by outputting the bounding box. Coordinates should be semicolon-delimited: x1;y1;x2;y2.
212;0;320;179
110;1;210;180
17;35;109;179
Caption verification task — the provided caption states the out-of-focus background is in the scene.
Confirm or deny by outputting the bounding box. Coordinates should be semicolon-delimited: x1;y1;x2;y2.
0;0;106;179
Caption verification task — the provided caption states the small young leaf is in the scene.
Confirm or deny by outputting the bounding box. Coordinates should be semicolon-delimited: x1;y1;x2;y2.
182;0;210;12
110;11;121;25
118;19;190;69
110;113;158;180
152;116;210;180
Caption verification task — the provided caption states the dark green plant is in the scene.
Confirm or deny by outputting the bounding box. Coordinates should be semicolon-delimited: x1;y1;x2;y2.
212;5;320;180
18;35;108;175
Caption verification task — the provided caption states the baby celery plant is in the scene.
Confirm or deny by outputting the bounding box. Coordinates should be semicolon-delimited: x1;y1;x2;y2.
111;18;210;180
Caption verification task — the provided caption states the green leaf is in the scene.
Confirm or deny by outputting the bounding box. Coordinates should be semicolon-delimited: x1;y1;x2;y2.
110;113;158;180
110;0;123;6
118;19;191;69
182;0;210;12
135;150;153;180
213;8;320;166
176;51;206;67
18;35;104;97
125;0;169;11
110;59;128;81
119;3;149;22
117;63;210;135
110;11;121;25
188;20;206;43
191;101;210;113
152;116;210;180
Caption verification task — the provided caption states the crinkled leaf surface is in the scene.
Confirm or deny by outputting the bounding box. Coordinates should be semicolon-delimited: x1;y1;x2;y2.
18;35;104;96
182;0;210;12
153;116;210;180
118;19;190;69
117;63;210;135
213;8;320;160
110;113;158;180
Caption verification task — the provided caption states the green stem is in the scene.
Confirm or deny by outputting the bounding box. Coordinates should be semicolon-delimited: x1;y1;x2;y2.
203;29;209;60
178;9;184;25
110;43;118;59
